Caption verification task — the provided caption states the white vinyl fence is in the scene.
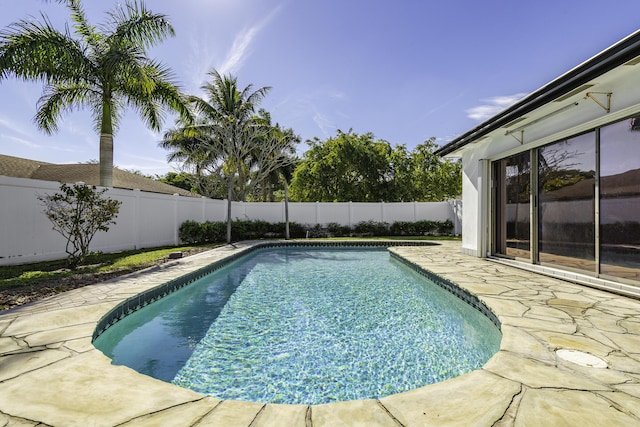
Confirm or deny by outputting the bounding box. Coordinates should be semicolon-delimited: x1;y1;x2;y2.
0;176;461;265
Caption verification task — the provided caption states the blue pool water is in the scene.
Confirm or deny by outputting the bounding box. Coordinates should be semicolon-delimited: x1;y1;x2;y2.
94;247;501;404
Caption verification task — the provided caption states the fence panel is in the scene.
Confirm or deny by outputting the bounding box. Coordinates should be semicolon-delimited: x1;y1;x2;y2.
0;177;66;263
90;188;138;252
241;202;284;223
205;199;227;222
316;203;350;225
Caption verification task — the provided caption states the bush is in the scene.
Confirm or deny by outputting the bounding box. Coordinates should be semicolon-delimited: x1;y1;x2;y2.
178;218;455;243
353;221;390;236
179;220;203;244
38;183;122;268
203;221;226;242
232;220;273;240
390;219;454;236
327;222;351;237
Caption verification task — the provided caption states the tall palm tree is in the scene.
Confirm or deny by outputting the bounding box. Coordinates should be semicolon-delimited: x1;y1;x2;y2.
164;69;296;243
179;69;271;242
0;0;190;187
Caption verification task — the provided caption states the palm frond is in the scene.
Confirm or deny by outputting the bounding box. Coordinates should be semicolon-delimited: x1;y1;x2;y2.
0;14;92;84
66;0;102;50
35;83;97;133
107;0;175;51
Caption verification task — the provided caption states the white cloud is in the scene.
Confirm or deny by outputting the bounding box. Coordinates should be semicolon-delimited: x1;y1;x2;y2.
313;112;336;137
466;93;527;122
0;116;33;137
1;134;42;149
328;91;347;100
185;29;219;93
218;6;282;76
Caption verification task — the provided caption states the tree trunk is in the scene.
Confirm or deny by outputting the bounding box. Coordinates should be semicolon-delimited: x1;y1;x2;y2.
284;180;290;240
99;134;114;187
99;101;114;187
226;175;233;244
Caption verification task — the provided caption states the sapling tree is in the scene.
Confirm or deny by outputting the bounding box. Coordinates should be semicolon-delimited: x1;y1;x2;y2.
38;183;122;268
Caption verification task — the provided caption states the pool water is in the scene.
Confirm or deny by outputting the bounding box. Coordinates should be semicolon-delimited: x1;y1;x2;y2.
94;247;501;404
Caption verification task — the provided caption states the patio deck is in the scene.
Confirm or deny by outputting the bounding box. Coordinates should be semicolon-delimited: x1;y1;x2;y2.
1;241;639;426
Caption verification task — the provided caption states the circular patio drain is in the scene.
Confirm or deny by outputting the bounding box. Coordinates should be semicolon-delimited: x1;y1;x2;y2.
556;349;607;368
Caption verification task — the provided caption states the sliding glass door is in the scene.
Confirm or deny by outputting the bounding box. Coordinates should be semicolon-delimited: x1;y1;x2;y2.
599;119;640;282
493;152;531;259
492;117;640;285
538;133;596;272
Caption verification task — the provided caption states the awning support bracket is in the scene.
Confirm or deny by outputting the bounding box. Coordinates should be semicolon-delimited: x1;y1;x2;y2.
584;92;612;113
508;130;524;144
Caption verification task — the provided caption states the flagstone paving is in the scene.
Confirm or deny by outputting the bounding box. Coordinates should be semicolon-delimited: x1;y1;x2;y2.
1;241;640;426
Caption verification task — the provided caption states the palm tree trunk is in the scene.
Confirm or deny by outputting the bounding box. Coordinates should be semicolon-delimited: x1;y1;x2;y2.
284;181;290;240
99;134;114;187
226;174;233;244
100;101;114;187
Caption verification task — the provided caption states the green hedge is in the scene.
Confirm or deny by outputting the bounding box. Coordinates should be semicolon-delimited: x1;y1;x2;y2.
179;219;455;244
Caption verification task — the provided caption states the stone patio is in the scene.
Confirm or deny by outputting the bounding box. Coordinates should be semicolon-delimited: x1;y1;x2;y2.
1;241;640;426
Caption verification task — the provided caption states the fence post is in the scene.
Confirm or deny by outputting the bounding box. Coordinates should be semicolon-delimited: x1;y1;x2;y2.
315;201;319;225
349;201;353;227
201;196;206;222
133;188;141;249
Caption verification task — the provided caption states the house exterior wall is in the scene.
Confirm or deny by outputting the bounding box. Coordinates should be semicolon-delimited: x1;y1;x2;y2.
0;175;461;265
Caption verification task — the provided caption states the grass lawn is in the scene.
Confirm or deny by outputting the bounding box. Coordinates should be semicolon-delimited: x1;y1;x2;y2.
0;244;218;310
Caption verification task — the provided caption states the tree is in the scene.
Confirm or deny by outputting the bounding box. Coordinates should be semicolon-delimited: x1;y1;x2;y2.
0;0;190;187
290;132;461;202
38;183;121;268
249;110;300;202
290;130;394;202
254;117;300;240
409;139;461;201
162;70;296;243
156;171;196;193
280;160;297;240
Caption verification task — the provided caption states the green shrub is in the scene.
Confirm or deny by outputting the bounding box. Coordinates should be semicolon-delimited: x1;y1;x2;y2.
354;221;390;236
38;183;122;268
203;221;226;243
326;222;351;237
178;220;202;244
287;222;306;238
178;218;455;243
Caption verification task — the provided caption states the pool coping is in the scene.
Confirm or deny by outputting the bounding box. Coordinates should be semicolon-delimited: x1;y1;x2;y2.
1;240;640;426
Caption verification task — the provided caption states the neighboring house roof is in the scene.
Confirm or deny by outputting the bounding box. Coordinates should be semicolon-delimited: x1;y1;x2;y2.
436;30;640;157
0;154;197;197
0;154;49;178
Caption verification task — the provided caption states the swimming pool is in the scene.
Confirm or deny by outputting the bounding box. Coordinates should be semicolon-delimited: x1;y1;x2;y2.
93;245;501;405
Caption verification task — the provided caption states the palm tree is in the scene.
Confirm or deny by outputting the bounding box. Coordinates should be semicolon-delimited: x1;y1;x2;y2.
160;124;224;196
189;70;271;243
251;110;299;202
192;70;271;198
164;69;297;243
0;0;190;187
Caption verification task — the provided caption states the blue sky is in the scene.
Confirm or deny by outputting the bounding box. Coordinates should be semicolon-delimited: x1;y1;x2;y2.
1;0;638;176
